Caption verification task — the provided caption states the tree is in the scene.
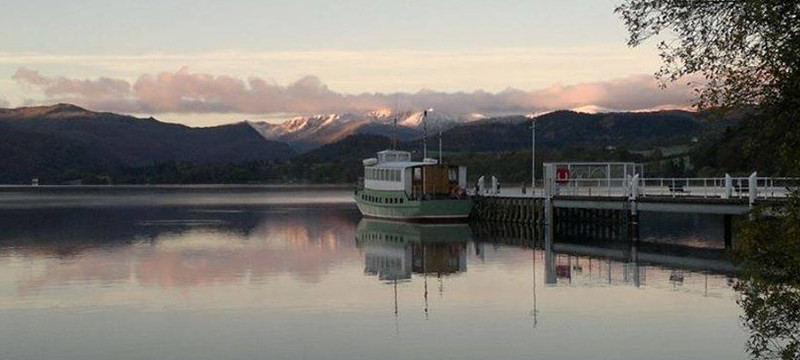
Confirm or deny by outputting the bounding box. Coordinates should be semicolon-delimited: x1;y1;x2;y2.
616;1;800;110
617;1;800;175
617;2;800;359
733;193;800;360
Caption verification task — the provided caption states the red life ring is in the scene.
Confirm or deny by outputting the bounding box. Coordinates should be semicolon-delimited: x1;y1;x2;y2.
556;168;570;184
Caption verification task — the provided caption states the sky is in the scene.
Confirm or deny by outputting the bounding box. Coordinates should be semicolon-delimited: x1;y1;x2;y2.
0;0;692;126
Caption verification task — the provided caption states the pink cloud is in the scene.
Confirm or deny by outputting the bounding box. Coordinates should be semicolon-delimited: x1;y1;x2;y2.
13;67;130;100
530;75;694;111
12;67;694;116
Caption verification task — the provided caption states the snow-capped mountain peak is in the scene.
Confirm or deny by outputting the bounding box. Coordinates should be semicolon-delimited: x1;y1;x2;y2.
247;109;468;152
398;111;425;127
368;108;393;118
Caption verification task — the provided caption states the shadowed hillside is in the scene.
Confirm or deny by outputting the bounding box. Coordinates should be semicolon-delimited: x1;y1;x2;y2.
0;104;295;183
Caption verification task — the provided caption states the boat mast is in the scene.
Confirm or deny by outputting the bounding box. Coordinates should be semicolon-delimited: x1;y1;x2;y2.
392;94;398;150
438;126;442;164
422;110;428;160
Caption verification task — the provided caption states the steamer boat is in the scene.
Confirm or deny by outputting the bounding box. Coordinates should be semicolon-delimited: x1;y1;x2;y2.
354;149;472;221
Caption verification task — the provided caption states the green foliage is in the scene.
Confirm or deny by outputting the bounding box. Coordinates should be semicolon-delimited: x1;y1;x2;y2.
617;1;800;177
619;3;800;358
733;193;800;360
616;0;800;110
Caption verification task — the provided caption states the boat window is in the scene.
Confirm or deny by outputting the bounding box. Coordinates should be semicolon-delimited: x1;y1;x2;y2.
414;168;422;181
399;198;404;204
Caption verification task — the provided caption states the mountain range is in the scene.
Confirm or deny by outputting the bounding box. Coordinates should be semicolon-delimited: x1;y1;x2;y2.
0;103;737;184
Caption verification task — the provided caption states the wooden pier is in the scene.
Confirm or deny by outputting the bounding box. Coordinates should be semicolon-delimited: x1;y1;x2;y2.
471;196;543;224
470;162;798;248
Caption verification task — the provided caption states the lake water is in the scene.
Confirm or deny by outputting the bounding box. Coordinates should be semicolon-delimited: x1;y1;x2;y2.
0;187;749;360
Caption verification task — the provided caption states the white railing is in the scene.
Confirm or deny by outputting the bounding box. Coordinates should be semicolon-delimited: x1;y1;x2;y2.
551;175;798;201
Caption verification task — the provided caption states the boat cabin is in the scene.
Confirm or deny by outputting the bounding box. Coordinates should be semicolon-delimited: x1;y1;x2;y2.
362;150;467;199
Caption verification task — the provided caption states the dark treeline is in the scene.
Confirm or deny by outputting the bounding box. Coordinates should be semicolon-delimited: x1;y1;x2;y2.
31;137;692;186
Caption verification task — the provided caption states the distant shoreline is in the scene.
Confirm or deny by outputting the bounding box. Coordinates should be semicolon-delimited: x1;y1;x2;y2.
0;183;355;192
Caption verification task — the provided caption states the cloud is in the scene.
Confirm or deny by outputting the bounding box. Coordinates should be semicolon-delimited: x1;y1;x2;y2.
528;75;695;111
0;97;8;108
13;67;135;111
0;47;664;93
12;67;694;117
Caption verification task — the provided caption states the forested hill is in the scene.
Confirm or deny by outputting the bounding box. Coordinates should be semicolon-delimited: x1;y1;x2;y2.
0;104;295;183
437;110;706;153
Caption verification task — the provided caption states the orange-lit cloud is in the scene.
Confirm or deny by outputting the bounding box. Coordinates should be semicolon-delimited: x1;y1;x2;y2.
13;67;695;116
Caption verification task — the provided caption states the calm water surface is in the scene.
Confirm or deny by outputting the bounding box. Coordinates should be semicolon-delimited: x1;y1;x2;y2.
0;187;747;360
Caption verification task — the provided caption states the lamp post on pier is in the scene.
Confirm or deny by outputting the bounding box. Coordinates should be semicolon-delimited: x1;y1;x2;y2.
527;115;537;197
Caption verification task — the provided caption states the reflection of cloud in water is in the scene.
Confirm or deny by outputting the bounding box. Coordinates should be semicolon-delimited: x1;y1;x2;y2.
0;187;355;209
4;206;361;294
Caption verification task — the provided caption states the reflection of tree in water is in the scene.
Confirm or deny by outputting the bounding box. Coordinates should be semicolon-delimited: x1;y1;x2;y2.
733;193;800;360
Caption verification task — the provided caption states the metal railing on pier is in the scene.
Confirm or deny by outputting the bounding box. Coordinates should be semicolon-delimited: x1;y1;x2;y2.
551;175;798;201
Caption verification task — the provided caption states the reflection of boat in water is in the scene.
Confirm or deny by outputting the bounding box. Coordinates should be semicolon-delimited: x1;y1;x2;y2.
356;219;471;281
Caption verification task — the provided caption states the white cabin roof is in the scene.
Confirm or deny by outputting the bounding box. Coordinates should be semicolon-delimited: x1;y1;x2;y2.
366;150;441;169
369;161;434;169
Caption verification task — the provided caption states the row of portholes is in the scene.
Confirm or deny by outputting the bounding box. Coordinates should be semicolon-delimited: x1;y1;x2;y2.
360;194;405;204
